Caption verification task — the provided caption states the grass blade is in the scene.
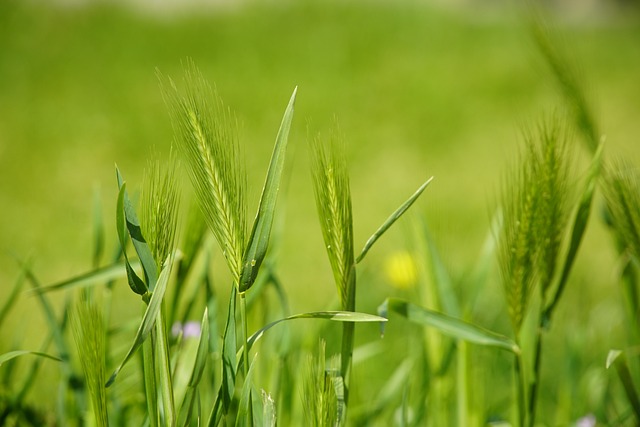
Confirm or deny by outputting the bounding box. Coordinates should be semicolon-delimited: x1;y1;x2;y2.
356;177;433;264
0;350;61;366
0;267;27;328
607;349;640;418
378;298;519;354
116;182;147;295
106;260;172;387
235;353;258;427
221;287;238;413
33;260;138;295
116;166;159;289
239;87;297;293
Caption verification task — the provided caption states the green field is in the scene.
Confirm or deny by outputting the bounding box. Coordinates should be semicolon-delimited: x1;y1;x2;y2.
2;0;640;425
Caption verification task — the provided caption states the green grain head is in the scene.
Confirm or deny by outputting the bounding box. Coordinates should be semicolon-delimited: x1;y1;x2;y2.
141;149;180;269
71;300;108;427
162;63;248;283
302;340;340;427
310;132;355;310
498;118;572;333
603;159;640;264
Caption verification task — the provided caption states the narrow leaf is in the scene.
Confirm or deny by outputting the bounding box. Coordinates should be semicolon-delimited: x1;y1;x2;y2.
238;311;386;370
357;177;433;264
106;261;172;387
116;166;159;289
32;260;139;295
0;350;61;366
379;298;519;354
0;267;27;328
235;353;258;427
239;87;297;293
117;182;147;295
221;287;238;412
607;349;640;418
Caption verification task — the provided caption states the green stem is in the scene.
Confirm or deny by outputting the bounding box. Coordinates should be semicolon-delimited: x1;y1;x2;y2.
240;292;253;426
457;340;469;427
514;346;527;427
155;308;176;427
528;324;544;427
340;266;357;422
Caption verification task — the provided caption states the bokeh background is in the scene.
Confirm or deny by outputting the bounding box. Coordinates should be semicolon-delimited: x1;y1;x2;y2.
1;0;640;422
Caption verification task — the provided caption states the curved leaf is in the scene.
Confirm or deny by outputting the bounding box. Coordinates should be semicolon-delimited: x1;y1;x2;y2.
0;350;61;366
379;298;519;354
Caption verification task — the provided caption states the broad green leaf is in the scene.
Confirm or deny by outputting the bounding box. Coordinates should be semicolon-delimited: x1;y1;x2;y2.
357;177;433;264
235;353;258;427
178;309;210;427
116;166;159;289
117;182;147;295
607;349;640;417
543;140;603;326
33;260;139;295
379;298;519;354
0;350;61;366
106;261;171;387
239;87;297;293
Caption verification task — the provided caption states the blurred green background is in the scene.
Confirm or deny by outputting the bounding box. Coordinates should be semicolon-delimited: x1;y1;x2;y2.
1;0;640;421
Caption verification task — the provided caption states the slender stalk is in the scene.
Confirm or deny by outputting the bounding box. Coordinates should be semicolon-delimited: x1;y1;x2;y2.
340;265;356;420
514;346;527;427
240;292;253;425
155;308;176;426
527;325;544;427
456;340;469;427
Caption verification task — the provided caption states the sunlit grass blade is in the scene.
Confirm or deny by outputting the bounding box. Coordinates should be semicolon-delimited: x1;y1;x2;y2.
607;349;640;418
32;260;138;295
356;177;433;264
161;63;247;282
116;166;159;289
239;87;297;293
0;350;61;366
239;311;386;366
116;182;147;295
543;140;603;325
142;338;159;427
378;298;520;354
154;309;176;426
235;353;258;427
178;309;210;427
71;300;108;427
106;260;172;387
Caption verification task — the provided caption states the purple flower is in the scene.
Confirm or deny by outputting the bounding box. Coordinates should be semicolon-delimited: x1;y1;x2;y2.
171;321;202;339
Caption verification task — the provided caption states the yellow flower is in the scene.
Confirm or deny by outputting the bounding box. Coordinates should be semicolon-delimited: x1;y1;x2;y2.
384;251;418;289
